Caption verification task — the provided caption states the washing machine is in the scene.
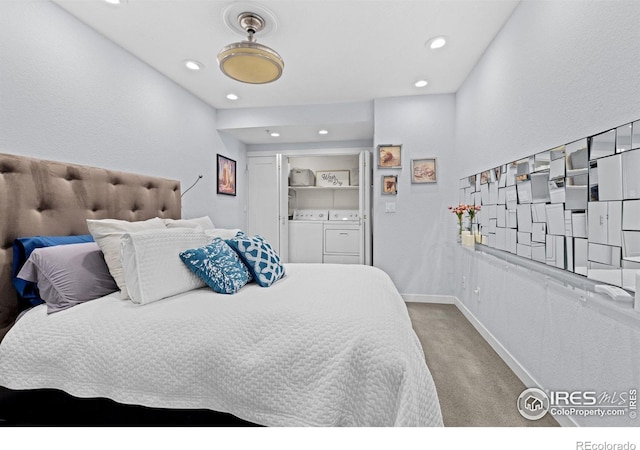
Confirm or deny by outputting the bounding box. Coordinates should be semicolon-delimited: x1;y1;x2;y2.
288;210;327;263
324;210;361;264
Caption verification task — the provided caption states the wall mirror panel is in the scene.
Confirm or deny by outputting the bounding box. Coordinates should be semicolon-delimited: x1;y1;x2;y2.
623;200;640;231
498;165;507;188
506;164;516;186
517;180;532;204
545;203;565;236
548;178;565;203
574;238;588;276
549;157;565;180
590;130;616;160
460;117;640;293
617;124;632;153
622;231;640;262
550;145;565;160
505;185;518;209
572;212;588;238
531;171;551;203
595;154;623;201
632;120;640;150
531;203;547;223
566;139;588;172
534;151;551;172
622;149;640;199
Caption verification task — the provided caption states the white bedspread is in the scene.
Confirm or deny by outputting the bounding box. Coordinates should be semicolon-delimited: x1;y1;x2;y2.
0;264;442;426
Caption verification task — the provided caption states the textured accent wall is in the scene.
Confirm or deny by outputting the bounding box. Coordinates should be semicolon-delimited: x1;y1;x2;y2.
454;0;640;427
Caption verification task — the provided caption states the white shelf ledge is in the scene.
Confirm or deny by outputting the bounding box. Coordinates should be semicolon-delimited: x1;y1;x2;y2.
289;186;359;190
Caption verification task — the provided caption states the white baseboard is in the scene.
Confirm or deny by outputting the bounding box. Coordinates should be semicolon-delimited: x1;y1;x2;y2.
453;297;578;428
402;294;455;304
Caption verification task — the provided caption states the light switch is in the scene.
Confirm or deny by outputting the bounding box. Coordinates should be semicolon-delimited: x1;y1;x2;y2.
385;202;396;213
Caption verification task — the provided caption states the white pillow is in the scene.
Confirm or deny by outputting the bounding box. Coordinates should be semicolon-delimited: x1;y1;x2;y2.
120;228;211;305
86;217;166;299
205;228;243;240
163;216;215;230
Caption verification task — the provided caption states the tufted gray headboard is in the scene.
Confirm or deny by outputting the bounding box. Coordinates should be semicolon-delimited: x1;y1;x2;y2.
0;153;181;340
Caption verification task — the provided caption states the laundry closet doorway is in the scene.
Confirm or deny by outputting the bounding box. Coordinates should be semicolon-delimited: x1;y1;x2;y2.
247;149;372;265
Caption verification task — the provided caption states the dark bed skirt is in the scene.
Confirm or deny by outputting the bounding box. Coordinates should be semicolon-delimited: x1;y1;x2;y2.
0;386;260;426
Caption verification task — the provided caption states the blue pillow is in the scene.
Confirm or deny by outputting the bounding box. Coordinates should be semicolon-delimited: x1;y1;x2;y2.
179;238;250;294
12;235;94;306
226;234;285;287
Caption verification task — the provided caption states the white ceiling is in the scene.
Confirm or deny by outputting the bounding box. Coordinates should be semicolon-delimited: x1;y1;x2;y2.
51;0;520;144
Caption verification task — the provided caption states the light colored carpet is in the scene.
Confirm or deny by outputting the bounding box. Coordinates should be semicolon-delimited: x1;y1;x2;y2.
406;302;559;427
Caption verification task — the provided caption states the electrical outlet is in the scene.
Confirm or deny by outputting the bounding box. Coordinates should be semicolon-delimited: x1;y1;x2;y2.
385;202;396;213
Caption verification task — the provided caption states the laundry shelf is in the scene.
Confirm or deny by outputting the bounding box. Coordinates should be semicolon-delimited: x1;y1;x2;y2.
289;186;358;191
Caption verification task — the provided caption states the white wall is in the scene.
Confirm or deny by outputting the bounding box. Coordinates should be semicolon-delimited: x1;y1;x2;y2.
456;0;640;175
455;0;640;426
373;94;457;297
0;1;245;228
455;246;640;427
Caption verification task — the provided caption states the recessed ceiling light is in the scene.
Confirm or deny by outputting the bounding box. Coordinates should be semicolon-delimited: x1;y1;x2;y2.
270;132;280;137
318;129;329;135
104;0;122;4
426;36;447;50
414;80;428;88
226;93;239;100
184;60;204;71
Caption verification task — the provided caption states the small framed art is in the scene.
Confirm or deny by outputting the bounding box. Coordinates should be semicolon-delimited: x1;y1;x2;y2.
217;154;236;196
378;144;402;168
411;158;437;183
382;175;398;195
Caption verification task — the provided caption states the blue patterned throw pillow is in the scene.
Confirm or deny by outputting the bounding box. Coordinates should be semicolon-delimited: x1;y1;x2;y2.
179;238;250;294
226;234;285;287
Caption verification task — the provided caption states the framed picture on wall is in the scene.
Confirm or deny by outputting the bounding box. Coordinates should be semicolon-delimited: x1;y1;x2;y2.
217;154;236;196
411;158;437;183
378;144;402;168
382;175;398;195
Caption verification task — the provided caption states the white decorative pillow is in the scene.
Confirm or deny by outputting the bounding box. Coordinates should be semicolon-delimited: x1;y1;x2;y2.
120;228;211;305
86;217;166;299
205;228;243;241
163;216;215;230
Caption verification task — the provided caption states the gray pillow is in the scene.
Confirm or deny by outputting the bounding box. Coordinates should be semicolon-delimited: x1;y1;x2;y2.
17;242;118;313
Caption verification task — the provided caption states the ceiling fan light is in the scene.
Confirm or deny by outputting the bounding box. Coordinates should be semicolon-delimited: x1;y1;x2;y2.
217;12;284;84
217;42;284;84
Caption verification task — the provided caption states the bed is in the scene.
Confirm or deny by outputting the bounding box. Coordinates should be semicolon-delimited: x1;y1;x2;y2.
0;153;443;427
